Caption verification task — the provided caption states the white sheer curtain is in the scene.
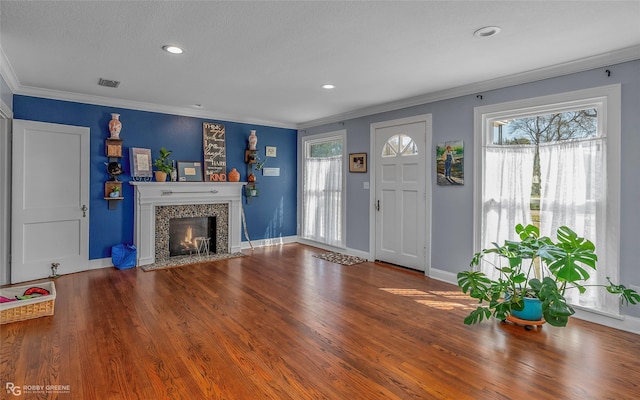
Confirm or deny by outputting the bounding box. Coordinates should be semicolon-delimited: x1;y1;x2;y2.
481;145;535;279
538;138;613;313
302;155;343;247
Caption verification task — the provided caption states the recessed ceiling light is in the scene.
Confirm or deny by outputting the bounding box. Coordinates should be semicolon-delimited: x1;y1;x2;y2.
162;45;184;54
473;26;501;38
322;84;335;89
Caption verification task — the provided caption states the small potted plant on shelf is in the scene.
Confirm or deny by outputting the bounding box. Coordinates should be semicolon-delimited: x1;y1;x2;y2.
457;223;639;327
109;185;120;198
153;147;174;182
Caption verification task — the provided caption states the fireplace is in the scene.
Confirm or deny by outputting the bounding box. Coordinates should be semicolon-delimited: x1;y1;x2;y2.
169;216;217;256
155;203;228;263
130;182;244;266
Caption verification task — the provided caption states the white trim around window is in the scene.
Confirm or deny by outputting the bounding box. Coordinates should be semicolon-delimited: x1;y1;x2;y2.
297;129;347;249
473;84;621;320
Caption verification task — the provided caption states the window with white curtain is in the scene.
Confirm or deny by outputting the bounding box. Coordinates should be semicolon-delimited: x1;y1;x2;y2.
474;85;621;316
301;132;345;247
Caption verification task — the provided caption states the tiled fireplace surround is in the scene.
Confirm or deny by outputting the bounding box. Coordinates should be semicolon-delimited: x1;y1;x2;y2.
130;182;244;266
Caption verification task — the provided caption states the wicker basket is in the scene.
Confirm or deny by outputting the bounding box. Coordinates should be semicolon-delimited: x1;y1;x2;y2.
1;281;56;324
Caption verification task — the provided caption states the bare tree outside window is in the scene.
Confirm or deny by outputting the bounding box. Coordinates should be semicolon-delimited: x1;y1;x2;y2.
494;109;598;221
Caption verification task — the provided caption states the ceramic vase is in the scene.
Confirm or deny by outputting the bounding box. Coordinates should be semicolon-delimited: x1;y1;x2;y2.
109;113;122;139
248;130;258;150
228;168;240;182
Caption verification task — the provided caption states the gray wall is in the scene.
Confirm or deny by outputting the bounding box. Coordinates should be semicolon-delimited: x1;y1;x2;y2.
300;59;640;317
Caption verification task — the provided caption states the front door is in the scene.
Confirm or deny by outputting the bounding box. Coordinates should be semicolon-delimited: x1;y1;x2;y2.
373;116;430;271
12;120;90;283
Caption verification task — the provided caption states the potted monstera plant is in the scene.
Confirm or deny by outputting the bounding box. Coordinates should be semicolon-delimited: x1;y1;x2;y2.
457;223;639;327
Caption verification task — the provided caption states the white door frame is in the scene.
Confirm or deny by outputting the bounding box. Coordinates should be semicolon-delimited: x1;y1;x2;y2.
369;114;432;274
0;101;12;285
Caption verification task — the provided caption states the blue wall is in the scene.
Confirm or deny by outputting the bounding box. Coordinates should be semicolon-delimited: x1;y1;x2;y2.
13;96;298;259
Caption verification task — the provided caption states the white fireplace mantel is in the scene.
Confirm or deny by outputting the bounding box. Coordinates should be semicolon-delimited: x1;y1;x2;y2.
130;182;244;266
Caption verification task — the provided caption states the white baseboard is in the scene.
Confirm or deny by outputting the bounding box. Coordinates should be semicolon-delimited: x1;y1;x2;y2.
429;268;458;285
88;257;114;270
572;308;640;335
342;247;370;260
295;238;372;260
241;235;298;250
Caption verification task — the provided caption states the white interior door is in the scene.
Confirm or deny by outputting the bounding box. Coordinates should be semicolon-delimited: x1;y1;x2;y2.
373;117;429;271
12;120;90;283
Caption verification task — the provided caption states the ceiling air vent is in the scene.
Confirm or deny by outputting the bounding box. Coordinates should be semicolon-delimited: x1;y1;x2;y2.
98;78;120;88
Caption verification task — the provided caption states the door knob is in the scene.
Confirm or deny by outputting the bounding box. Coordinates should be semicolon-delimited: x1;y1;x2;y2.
81;204;88;217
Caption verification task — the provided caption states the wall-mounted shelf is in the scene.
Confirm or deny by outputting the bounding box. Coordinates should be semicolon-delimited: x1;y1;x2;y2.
244;149;260;204
245;182;259;196
105;181;123;209
244;182;258;204
105;136;124;209
106;138;123;157
245;149;258;164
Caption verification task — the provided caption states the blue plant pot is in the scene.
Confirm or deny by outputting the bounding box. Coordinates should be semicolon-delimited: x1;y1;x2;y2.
511;297;543;321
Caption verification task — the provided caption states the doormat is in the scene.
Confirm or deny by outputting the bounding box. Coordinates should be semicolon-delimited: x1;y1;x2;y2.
140;252;245;271
313;252;367;266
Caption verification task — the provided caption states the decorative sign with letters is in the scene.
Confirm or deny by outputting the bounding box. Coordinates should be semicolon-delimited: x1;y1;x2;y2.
203;122;227;182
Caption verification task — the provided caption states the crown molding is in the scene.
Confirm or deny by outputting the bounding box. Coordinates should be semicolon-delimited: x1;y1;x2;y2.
0;99;12;119
0;47;20;94
3;43;638;131
297;45;640;129
12;85;297;129
0;43;296;130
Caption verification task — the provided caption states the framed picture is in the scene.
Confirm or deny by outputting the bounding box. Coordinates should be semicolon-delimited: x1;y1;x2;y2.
129;147;153;179
265;146;277;157
177;161;203;182
349;153;367;173
436;140;464;185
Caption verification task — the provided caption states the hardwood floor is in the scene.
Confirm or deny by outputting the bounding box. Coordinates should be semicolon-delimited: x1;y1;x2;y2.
2;243;639;399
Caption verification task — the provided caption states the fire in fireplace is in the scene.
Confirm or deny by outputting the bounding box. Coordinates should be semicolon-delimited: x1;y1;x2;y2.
169;217;217;257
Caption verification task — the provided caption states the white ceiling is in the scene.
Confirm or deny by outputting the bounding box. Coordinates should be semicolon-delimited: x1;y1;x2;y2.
1;1;639;128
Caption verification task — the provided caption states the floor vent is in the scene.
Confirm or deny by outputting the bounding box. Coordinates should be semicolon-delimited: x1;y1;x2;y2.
98;78;120;88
